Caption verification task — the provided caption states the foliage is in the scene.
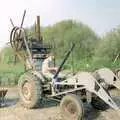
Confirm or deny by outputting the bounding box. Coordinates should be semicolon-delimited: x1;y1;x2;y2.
0;46;15;64
0;46;24;86
0;63;24;86
93;26;120;68
42;20;100;59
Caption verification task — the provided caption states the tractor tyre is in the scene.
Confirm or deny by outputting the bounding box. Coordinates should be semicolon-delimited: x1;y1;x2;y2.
18;72;42;109
60;94;84;120
91;97;109;110
91;87;110;110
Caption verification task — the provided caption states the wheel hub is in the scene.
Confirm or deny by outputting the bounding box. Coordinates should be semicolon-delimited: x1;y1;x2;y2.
65;101;77;116
22;82;32;101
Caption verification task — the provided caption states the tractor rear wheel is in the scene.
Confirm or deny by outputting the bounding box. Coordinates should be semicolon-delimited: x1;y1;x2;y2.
60;94;84;120
18;72;42;109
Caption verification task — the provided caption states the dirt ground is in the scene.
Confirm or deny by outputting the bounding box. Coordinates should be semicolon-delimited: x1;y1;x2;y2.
1;87;120;120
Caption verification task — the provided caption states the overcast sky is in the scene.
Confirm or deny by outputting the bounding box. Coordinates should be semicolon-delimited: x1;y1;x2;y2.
0;0;120;48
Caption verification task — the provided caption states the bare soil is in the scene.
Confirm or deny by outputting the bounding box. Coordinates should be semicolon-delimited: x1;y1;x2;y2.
0;87;120;120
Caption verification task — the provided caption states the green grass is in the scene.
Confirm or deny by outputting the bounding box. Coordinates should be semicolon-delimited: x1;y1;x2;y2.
0;63;24;86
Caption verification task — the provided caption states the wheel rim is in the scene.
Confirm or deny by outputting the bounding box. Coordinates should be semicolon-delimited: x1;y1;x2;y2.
64;101;77;117
22;82;32;101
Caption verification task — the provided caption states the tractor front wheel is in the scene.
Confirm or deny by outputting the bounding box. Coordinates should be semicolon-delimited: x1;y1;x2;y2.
60;94;84;120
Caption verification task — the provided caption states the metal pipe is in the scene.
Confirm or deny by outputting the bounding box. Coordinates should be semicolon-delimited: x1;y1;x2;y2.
36;16;41;42
53;43;75;79
10;18;14;27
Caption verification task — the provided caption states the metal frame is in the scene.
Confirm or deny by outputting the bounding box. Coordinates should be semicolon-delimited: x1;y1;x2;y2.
10;25;120;111
32;70;119;110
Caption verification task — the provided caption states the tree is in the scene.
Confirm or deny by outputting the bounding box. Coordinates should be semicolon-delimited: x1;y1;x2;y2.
93;26;120;68
42;20;100;60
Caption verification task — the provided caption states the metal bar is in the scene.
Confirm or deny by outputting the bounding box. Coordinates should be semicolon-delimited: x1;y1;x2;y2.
22;29;34;63
47;97;61;102
13;51;26;66
34;21;37;34
54;82;85;86
18;10;26;37
20;10;26;28
46;94;87;100
10;18;14;27
49;86;85;97
36;16;41;42
53;43;75;79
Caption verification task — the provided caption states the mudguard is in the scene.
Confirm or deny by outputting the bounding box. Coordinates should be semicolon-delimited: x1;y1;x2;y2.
93;68;120;90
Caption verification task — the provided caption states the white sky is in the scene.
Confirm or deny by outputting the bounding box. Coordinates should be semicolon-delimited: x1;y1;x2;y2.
0;0;63;48
0;0;120;49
